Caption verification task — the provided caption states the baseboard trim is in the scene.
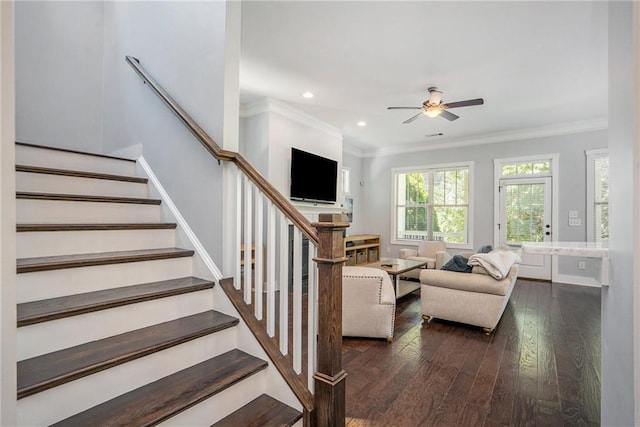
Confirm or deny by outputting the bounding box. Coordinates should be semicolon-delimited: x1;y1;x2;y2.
553;273;601;288
138;155;223;282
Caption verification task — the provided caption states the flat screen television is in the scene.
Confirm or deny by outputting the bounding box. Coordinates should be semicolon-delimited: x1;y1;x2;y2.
290;147;338;204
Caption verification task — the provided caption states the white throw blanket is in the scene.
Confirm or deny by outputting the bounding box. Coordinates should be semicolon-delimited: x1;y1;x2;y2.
468;250;521;280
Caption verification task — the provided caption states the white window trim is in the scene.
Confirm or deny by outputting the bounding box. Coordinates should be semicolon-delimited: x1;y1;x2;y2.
586;148;608;242
391;161;474;250
341;167;351;196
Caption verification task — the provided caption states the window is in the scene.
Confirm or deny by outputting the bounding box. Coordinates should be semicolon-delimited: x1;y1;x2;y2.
341;168;351;195
393;162;472;246
501;160;551;177
586;149;608;242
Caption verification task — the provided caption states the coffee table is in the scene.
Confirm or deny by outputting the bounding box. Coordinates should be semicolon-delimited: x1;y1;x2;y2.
366;258;427;298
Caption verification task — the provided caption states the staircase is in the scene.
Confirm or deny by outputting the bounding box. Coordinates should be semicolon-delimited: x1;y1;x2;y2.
14;142;302;426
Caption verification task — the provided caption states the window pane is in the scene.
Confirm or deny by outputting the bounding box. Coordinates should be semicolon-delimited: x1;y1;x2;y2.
433;171;444;204
403;173;428;204
397;206;428;240
533;162;550;174
456;169;468;205
596;204;609;241
433;206;467;243
595;157;609;203
445;171;457;204
502;164;517;176
505;183;545;243
518;163;534;175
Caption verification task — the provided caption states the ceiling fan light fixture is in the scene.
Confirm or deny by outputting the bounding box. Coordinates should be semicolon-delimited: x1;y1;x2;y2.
424;104;443;118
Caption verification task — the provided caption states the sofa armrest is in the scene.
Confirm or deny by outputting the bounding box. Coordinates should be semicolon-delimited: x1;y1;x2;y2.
435;250;452;269
399;248;418;259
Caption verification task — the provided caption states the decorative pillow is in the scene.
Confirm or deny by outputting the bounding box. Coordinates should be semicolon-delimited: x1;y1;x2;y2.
478;244;493;253
440;255;472;273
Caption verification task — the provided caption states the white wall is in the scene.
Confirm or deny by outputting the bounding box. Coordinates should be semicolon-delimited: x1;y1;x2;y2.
602;2;636;425
342;150;365;235
360;129;607;280
101;1;229;265
15;1;105;152
240;100;344;221
0;2;16;423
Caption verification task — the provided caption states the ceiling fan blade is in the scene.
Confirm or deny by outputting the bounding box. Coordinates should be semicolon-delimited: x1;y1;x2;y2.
387;106;421;110
403;113;423;124
439;110;459;121
443;98;484;109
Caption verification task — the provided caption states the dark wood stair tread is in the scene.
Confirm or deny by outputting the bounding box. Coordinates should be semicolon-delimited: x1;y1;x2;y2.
17;247;194;273
16;164;147;183
18;277;214;326
212;394;302;427
17;223;177;232
51;350;267;427
17;310;239;399
16;141;137;163
16;192;161;205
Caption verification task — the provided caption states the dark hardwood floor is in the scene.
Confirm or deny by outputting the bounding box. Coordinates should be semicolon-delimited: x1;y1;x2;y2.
342;279;601;426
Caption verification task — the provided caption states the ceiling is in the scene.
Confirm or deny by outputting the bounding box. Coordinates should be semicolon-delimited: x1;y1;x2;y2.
239;1;608;156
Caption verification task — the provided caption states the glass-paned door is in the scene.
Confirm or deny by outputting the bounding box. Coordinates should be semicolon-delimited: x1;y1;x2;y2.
499;177;552;280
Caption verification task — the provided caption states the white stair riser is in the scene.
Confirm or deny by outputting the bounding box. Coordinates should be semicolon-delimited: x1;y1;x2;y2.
16;257;193;303
18;290;214;360
17;199;161;223
16;172;148;198
17;329;238;426
16;145;137;176
160;370;267;426
17;229;176;258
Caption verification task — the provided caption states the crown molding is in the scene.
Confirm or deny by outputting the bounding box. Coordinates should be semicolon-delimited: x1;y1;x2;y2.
240;98;343;140
361;117;609;158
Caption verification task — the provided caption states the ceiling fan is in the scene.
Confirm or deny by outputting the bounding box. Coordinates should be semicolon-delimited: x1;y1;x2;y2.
387;87;484;123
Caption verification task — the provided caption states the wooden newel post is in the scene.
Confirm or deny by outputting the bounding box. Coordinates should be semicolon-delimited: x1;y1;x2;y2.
312;213;349;427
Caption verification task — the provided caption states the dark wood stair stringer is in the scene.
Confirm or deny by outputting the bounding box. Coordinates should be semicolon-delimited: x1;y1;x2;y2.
17;247;194;273
17;223;177;232
17;310;239;399
212;394;302;427
16;164;148;184
16;192;161;205
18;276;214;327
50;349;267;427
219;277;314;413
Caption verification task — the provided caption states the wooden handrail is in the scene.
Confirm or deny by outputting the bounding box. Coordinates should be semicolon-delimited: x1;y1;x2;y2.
125;56;318;246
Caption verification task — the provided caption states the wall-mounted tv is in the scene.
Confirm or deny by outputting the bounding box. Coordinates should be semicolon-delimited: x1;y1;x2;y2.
290;147;338;204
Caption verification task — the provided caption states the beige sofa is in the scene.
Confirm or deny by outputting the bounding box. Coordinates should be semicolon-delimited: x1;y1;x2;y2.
398;240;452;280
420;249;520;334
342;266;396;342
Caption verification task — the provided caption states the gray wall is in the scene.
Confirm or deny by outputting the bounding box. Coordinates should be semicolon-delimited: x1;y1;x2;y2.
15;1;230;270
15;1;105;152
358;129;607;277
342;150;365;235
101;1;228;266
601;2;635;425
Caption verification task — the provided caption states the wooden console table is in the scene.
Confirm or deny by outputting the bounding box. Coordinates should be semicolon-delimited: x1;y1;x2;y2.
344;234;380;266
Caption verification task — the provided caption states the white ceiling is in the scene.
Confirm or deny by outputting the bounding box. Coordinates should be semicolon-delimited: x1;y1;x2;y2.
240;1;608;155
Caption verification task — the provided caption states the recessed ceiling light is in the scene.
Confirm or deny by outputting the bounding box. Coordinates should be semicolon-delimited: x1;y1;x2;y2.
357;121;367;127
302;91;314;99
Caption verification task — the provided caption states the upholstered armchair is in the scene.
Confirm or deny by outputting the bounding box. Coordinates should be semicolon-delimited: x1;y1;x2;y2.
342;266;396;342
398;240;451;280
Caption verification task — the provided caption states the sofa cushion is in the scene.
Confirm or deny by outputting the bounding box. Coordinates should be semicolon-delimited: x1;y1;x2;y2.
420;266;518;296
440;255;472;273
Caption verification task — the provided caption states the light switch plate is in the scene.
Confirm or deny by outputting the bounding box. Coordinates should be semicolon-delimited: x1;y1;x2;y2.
568;210;579;218
569;218;582;226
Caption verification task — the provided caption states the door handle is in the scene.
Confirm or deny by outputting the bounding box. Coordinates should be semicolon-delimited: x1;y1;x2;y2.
545;224;551;228
545;231;551;236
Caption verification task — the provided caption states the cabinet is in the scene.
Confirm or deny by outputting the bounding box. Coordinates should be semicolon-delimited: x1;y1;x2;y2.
344;234;380;266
